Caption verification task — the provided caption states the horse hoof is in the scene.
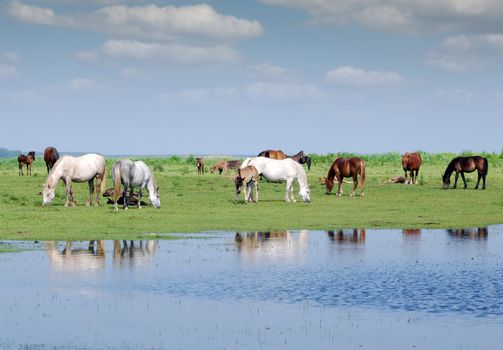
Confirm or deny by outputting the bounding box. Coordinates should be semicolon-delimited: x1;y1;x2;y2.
361;193;365;197
125;207;129;211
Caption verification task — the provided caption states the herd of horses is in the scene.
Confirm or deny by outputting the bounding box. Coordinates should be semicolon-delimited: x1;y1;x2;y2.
16;146;490;208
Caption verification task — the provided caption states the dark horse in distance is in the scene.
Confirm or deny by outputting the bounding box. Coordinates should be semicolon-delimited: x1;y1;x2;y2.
325;157;366;197
43;146;60;173
18;151;36;176
442;156;488;190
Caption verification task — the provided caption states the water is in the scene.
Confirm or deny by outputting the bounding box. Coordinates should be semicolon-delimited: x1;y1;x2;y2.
1;227;503;349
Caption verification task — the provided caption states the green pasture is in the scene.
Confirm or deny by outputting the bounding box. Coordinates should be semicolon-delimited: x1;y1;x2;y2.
1;152;502;241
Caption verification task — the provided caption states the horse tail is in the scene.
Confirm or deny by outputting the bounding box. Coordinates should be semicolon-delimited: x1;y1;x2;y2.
113;164;121;203
483;157;489;176
99;168;106;195
360;159;366;190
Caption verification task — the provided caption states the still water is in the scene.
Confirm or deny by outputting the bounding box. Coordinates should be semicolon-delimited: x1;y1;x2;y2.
1;227;503;349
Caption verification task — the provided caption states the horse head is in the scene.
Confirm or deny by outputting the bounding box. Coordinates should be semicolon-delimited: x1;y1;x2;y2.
442;173;451;189
324;177;334;194
28;151;36;161
299;187;311;202
42;183;55;205
234;171;244;195
149;186;161;208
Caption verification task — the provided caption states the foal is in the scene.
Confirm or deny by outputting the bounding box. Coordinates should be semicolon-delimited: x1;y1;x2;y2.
235;166;259;203
18;151;36;176
196;157;205;175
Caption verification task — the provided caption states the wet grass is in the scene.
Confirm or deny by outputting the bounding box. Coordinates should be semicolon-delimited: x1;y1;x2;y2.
0;153;502;240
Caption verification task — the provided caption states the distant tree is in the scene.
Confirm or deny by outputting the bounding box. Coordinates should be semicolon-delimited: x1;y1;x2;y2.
0;147;22;158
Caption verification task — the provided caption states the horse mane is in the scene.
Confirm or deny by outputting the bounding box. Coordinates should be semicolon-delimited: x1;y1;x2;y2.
326;165;336;182
443;157;458;180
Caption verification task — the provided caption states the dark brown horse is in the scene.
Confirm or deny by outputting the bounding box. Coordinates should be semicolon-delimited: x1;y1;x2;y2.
196;157;205;175
299;155;312;171
43;147;60;173
402;152;421;184
325;157;366;197
257;149;287;160
442;156;488;190
17;151;35;176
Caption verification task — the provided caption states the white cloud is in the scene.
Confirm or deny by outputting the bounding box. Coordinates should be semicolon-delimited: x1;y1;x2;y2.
8;1;263;41
0;64;19;78
61;78;107;91
326;66;403;86
442;34;503;52
425;53;484;72
102;39;240;63
245;63;295;79
244;82;324;99
74;50;99;61
435;89;472;101
260;0;503;33
7;0;76;26
119;66;146;79
4;52;19;62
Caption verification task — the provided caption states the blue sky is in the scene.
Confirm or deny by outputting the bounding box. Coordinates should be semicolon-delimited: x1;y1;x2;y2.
1;0;502;155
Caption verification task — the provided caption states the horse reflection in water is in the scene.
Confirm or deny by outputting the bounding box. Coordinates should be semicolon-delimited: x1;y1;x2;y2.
235;231;309;264
113;240;157;268
447;227;488;240
45;240;106;272
327;229;366;244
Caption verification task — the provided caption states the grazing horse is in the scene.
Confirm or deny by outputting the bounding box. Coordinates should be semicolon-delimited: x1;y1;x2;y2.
442;156;488;190
402;152;422;184
42;154;106;207
17;151;35;176
112;159;160;210
257;149;287;160
210;160;242;174
235;165;260;203
325;157;366;197
299;155;312;171
43;147;60;173
196;157;205;175
241;157;310;202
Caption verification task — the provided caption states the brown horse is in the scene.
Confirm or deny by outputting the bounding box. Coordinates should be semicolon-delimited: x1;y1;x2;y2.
210;160;242;174
442;156;488;190
402;152;421;184
17;151;35;176
234;165;259;203
196;157;205;175
257;149;287;160
43;146;60;173
325;157;366;197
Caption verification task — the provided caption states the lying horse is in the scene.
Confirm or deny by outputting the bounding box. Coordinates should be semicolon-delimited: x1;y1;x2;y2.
196;157;205;175
242;157;310;202
42;153;106;207
402;152;421;184
18;151;36;176
325;157;366;197
442;156;488;190
112;159;160;210
43;147;60;173
235;165;259;203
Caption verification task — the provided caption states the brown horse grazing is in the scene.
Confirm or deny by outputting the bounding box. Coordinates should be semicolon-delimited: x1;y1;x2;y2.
257;149;287;160
210;160;242;174
234;165;259;203
402;152;422;184
442;156;488;190
17;151;36;176
196;157;205;175
325;157;366;197
43;147;60;173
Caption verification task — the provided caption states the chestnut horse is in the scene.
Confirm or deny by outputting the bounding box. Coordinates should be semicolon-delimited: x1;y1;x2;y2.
442;156;488;190
44;147;60;173
196;157;205;175
325;157;366;197
18;151;36;176
257;149;287;160
402;152;422;184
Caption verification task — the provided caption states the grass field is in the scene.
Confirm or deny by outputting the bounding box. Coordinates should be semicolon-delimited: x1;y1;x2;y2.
1;153;502;241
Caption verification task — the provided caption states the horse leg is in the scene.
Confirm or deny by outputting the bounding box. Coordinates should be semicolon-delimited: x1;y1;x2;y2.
414;169;419;184
460;172;467;189
336;176;343;196
94;174;103;206
123;184;129;210
137;186;143;209
254;182;259;203
475;172;481;190
350;175;358;197
453;172;459;189
86;180;93;206
482;173;486;190
19;163;23;176
245;183;251;203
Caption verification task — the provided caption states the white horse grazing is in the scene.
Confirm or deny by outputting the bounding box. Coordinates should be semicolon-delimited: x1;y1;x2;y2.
112;159;160;210
241;157;310;202
42;154;106;207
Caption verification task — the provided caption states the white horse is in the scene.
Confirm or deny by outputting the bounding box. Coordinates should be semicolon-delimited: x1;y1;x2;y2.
42;154;106;207
112;159;160;210
241;157;310;202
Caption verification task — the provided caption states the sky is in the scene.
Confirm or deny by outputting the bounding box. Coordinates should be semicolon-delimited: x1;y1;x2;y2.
1;0;503;155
